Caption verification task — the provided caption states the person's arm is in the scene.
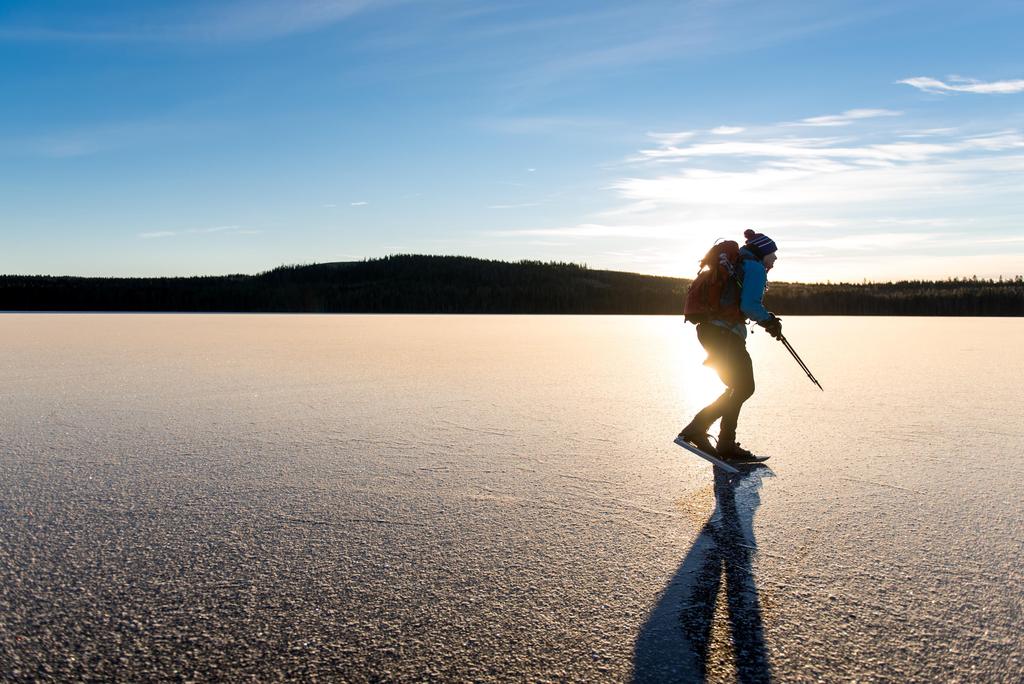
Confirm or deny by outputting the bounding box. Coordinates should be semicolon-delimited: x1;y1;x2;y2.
740;260;771;322
741;260;783;338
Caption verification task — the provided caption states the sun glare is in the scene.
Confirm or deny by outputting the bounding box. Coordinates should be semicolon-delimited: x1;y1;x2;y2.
671;325;728;414
682;362;727;410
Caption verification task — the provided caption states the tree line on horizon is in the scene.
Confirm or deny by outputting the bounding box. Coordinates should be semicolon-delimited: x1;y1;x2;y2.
1;255;1021;316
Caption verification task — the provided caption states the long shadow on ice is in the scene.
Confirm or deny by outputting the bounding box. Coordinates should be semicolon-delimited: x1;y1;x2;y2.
633;467;772;683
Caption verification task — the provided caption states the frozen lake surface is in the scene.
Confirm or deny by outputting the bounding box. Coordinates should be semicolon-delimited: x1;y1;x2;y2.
1;314;1021;681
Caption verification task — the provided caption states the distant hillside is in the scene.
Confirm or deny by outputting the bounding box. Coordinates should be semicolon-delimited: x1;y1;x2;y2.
1;254;1022;315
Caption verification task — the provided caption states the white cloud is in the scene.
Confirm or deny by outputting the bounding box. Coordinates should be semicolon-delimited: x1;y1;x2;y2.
351;201;369;206
960;131;1024;151
899;128;956;138
872;217;957;227
188;225;240;234
647;131;695;145
774;252;1024;283
789;108;901;127
494;115;1024;281
784;232;936;252
491;222;678;239
138;225;259;240
711;126;745;135
618;151;1024;211
634;137;962;164
633;130;1024;167
898;76;1024;95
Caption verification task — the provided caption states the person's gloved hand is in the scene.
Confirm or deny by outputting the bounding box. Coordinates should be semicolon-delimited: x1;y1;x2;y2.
761;314;783;340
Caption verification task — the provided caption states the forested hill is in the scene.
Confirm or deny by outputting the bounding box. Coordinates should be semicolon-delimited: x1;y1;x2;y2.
1;255;1022;315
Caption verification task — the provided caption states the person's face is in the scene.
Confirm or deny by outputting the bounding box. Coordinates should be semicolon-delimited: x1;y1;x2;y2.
763;252;778;271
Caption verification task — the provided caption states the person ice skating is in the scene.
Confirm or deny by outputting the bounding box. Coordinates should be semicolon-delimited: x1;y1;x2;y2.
679;229;782;463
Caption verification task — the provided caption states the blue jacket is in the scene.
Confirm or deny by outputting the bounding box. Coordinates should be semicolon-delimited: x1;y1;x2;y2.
713;248;771;338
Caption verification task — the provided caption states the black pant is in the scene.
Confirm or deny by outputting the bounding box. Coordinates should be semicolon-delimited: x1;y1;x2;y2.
691;323;755;445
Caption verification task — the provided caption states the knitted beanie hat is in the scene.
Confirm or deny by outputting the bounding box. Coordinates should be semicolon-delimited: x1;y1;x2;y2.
743;229;778;257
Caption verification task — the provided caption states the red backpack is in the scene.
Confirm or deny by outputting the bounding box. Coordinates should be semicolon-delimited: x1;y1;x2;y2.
683;240;745;324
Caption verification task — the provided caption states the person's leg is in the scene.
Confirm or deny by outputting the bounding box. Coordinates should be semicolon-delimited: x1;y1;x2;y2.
684;324;739;438
715;335;754;448
689;388;731;435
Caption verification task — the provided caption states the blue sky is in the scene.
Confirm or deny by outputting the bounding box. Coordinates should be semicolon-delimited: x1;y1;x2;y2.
2;0;1022;282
